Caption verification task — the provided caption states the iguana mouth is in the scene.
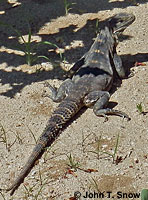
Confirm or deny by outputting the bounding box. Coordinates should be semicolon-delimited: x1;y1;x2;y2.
108;12;135;34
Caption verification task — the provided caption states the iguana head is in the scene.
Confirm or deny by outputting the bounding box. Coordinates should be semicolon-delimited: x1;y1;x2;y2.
108;12;135;34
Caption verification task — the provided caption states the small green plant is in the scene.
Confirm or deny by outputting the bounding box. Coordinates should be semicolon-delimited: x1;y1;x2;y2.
137;102;144;114
13;131;23;144
95;19;100;35
112;133;120;163
23;183;36;197
0;191;7;200
67;153;80;171
0;123;24;151
81;132;92;153
23;178;48;200
27;126;37;144
0;22;62;66
88;134;120;163
89;178;101;194
0;123;8;150
88;135;102;159
64;0;76;15
141;189;148;200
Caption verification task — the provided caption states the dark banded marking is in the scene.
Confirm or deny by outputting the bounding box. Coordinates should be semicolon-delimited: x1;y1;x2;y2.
50;113;69;124
59;100;80;113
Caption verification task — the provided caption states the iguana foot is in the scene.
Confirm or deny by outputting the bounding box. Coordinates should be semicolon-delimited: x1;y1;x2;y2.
42;81;57;100
94;108;131;120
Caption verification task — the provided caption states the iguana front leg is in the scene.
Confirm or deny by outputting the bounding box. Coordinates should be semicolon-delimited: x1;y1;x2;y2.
111;44;126;78
84;90;130;120
44;79;74;102
113;53;126;78
66;53;88;78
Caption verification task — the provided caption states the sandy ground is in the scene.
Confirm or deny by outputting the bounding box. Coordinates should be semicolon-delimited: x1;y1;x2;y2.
0;0;148;199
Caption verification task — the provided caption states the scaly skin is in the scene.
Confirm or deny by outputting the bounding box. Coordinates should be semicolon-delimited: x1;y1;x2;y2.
6;91;85;195
6;12;135;195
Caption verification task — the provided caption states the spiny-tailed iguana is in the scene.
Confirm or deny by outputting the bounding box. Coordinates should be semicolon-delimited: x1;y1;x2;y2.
6;12;135;195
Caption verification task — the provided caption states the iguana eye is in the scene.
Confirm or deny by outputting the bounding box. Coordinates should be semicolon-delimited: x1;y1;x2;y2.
119;19;123;22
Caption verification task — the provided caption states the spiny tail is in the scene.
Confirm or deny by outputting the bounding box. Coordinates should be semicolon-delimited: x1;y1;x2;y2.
6;97;83;195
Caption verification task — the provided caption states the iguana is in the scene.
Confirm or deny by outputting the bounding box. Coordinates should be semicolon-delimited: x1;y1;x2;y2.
6;12;135;195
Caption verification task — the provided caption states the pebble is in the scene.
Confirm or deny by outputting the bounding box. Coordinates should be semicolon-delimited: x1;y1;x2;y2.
31;170;37;176
39;101;43;104
15;93;21;97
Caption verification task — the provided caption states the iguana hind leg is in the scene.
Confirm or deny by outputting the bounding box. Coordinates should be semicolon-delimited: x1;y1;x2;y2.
84;90;130;120
84;91;109;108
44;79;74;102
